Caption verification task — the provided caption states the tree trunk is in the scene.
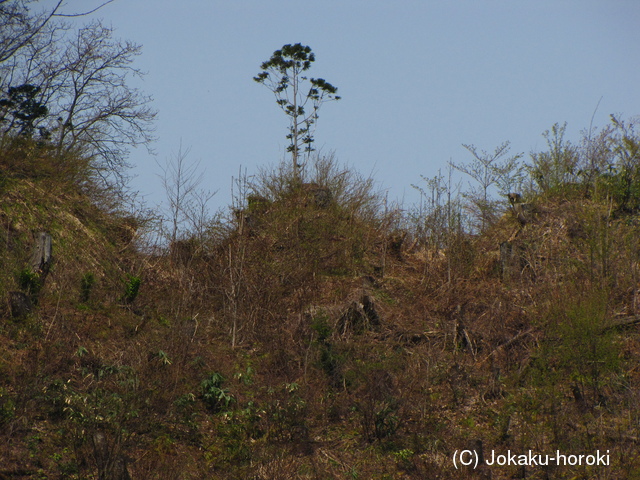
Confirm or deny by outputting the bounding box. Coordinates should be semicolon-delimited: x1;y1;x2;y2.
30;231;52;275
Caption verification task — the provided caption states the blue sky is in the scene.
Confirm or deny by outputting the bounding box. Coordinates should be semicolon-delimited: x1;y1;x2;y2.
64;0;640;213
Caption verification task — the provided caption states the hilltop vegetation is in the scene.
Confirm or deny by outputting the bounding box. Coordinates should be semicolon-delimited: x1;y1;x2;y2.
1;114;640;480
3;5;640;479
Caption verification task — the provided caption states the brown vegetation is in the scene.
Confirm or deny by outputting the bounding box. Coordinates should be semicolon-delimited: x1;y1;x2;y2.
2;122;640;479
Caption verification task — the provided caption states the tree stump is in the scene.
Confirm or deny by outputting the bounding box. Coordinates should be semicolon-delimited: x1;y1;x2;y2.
337;294;380;335
30;232;52;275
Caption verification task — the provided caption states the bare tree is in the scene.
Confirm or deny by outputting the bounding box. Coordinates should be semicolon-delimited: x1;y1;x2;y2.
1;4;156;189
0;2;68;137
158;144;216;247
0;0;114;65
0;0;64;65
48;20;156;185
452;142;523;232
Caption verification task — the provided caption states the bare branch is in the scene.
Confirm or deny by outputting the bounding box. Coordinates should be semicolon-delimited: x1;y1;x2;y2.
0;0;64;63
52;0;117;18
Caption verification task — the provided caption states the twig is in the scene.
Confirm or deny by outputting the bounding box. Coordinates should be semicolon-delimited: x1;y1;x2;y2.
601;316;640;333
53;0;116;17
45;285;64;341
478;328;534;366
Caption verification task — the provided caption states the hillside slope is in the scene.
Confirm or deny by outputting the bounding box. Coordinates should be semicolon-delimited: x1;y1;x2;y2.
2;152;640;479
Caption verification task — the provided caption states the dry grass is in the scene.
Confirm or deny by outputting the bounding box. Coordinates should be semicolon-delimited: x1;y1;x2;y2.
2;145;640;479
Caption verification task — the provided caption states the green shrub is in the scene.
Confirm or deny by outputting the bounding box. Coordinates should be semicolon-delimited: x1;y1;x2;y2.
122;274;141;303
357;399;401;442
200;372;234;412
79;272;95;303
527;122;579;193
311;311;331;341
17;268;41;295
263;382;308;442
533;288;620;406
213;405;260;467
